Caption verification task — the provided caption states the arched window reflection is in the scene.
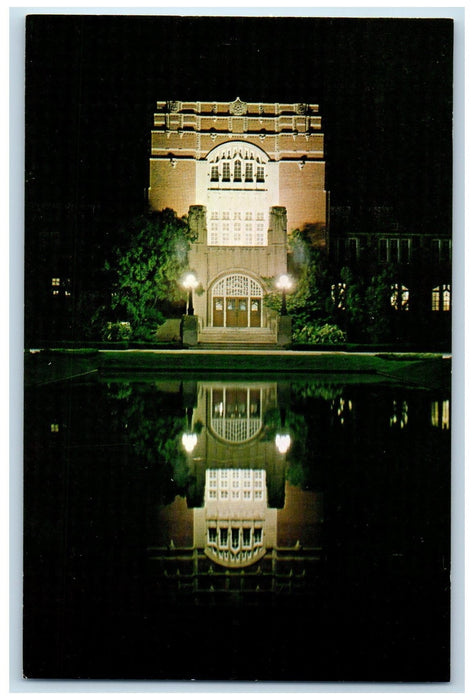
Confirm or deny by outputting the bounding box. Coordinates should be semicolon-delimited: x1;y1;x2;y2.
211;387;262;443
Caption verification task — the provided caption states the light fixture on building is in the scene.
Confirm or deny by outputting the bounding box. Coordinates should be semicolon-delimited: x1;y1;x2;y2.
275;433;291;454
276;274;293;315
182;272;198;316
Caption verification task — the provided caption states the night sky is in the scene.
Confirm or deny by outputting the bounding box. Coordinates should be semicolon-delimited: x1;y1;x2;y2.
25;14;453;240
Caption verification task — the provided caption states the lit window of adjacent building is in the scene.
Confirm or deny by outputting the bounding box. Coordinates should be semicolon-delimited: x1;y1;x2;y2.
50;423;59;433
390;283;409;311
431;400;450;430
52;277;60;295
432;284;451;311
331;282;346;310
389;400;408;429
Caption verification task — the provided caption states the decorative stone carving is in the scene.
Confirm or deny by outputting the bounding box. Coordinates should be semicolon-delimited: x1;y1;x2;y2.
296;103;308;115
166;100;180;112
230;97;247;116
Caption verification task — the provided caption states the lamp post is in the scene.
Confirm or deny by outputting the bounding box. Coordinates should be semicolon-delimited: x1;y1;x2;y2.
276;274;293;315
182;272;198;316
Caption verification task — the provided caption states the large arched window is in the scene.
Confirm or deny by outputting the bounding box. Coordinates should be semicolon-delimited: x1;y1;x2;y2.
205;141;270;246
209;388;262;443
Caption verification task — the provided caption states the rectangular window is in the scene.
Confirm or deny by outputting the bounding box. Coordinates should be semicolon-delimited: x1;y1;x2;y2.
208;527;217;543
220;528;228;546
245;211;252;221
222;163;230;181
242;529;251;547
254;528;262;544
256;212;264;221
440;239;451;262
210;166;219;182
231;529;239;548
256;166;264;183
234;211;241;220
400;239;410;263
233;161;242;182
348;238;358;262
390;239;398;262
245;163;253;182
211;211;219;220
222;211;230;220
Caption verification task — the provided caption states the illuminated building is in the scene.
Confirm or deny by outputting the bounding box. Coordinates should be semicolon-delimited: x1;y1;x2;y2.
148;98;328;344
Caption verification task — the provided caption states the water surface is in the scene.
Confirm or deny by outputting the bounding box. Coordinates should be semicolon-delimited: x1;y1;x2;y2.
23;373;451;681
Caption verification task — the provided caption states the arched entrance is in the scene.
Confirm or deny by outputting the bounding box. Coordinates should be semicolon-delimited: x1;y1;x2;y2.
211;274;263;328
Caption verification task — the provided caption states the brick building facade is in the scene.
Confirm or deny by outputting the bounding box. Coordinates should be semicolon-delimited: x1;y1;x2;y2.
148;98;328;344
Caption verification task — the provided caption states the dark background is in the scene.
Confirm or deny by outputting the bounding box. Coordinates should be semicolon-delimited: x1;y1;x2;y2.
24;15;454;340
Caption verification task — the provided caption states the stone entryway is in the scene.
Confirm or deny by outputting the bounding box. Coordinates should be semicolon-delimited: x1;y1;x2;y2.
211;274;263;328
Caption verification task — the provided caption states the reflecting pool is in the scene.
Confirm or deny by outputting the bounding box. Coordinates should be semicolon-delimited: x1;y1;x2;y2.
23;374;451;681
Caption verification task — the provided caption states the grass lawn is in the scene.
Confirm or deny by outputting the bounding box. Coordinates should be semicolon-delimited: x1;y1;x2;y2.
24;348;451;391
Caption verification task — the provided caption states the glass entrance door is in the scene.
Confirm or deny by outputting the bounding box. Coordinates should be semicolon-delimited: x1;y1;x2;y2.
226;298;248;327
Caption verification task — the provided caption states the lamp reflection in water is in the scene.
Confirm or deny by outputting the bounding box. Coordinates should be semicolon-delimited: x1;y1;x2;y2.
182;405;197;453
275;433;292;454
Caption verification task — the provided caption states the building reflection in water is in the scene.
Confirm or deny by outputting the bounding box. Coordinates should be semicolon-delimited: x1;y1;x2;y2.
148;381;323;602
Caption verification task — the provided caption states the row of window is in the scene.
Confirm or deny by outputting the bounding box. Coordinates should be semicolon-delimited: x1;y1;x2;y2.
209;227;266;246
206;469;265;501
210;161;265;183
329;398;450;431
210;210;265;220
208;526;263;548
337;237;452;264
331;283;451;311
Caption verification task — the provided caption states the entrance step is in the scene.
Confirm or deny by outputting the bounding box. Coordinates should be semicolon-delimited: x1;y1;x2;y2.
198;327;278;348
